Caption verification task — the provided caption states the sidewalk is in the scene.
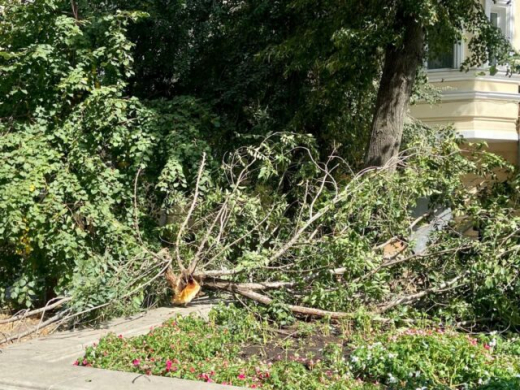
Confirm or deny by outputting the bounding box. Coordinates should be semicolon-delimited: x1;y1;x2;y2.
0;299;242;389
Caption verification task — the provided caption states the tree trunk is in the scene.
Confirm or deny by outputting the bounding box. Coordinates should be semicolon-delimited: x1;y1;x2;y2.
364;15;425;168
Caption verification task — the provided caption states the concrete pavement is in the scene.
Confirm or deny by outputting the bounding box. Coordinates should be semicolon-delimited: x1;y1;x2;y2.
0;299;243;390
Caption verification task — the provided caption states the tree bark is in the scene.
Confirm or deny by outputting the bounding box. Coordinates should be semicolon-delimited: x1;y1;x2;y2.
364;14;425;168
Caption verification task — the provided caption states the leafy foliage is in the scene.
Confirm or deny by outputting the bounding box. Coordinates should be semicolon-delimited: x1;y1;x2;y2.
0;0;218;310
350;329;520;388
0;0;519;338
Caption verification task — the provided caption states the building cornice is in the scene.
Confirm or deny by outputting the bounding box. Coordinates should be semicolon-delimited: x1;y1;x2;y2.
439;90;520;102
427;69;520;84
459;130;519;142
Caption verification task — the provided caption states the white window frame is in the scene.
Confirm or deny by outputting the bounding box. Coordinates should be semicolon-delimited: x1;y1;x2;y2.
485;0;514;42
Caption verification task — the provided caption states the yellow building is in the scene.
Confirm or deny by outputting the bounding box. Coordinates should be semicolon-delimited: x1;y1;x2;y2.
411;0;520;166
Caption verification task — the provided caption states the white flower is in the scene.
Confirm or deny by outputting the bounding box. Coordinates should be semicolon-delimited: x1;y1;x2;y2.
388;353;397;359
351;356;359;363
388;374;397;384
489;338;497;347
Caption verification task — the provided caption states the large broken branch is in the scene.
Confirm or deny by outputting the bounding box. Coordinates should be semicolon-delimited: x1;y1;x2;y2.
206;281;349;319
204;279;297;291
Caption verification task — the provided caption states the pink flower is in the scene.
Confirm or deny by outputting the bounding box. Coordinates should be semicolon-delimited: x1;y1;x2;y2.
82;359;88;366
118;334;123;339
73;360;79;366
484;344;491;350
238;374;246;380
166;360;172;371
133;359;140;366
189;367;195;373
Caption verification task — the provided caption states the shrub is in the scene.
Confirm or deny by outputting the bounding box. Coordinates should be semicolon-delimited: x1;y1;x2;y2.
349;329;520;389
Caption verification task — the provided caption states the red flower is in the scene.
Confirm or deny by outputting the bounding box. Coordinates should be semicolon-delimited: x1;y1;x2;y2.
166;360;172;371
238;374;246;380
118;334;123;339
484;344;491;350
133;359;141;366
82;359;88;366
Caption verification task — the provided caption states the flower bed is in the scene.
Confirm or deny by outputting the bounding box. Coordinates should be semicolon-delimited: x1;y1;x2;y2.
77;305;520;389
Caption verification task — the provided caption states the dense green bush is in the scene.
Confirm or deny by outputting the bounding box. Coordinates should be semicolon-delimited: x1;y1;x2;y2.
0;1;218;310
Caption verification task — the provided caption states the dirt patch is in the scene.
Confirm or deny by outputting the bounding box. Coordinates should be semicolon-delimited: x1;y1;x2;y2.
240;327;350;366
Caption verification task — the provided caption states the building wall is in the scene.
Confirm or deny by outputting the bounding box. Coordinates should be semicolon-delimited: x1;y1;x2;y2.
410;0;520;166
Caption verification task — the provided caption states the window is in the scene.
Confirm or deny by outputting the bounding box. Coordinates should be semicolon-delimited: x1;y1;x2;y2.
426;29;463;70
486;0;513;41
487;1;512;65
427;45;455;70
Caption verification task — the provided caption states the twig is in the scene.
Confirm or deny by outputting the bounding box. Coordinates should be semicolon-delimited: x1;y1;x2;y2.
2;310;70;345
177;152;206;273
0;297;71;325
376;273;467;313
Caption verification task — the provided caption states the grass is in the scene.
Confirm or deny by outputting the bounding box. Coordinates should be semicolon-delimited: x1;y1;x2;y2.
77;304;520;389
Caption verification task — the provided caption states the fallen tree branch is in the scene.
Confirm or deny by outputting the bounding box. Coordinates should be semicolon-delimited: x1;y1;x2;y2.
204;279;297;291
1;309;70;345
205;281;349;319
236;289;350;319
0;297;71;325
376;273;467;313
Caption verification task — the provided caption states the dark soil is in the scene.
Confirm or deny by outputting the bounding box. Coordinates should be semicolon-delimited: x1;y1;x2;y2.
240;326;351;366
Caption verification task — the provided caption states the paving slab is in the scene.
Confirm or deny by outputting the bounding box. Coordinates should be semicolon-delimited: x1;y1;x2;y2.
0;299;244;390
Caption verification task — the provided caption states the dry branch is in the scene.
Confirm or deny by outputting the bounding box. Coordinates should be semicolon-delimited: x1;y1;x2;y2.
204;279;297;291
205;281;349;319
1;309;70;345
376;273;467;313
0;297;71;325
